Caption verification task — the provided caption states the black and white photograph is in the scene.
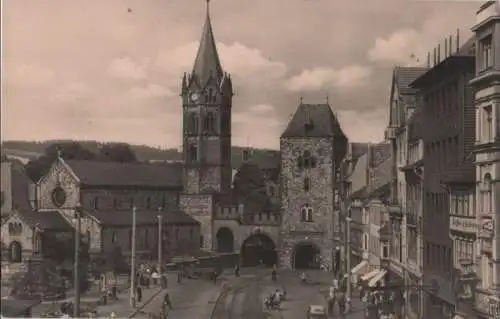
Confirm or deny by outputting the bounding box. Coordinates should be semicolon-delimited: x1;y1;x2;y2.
1;0;499;318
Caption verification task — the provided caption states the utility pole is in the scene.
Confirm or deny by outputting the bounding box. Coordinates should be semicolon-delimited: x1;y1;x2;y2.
346;215;352;313
73;207;81;318
130;206;137;308
157;209;163;274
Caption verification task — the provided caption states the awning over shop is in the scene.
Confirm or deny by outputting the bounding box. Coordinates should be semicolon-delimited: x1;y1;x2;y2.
361;269;379;281
368;269;387;287
351;260;368;275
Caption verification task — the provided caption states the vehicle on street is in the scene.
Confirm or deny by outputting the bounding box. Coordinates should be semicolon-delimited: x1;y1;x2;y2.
306;305;327;319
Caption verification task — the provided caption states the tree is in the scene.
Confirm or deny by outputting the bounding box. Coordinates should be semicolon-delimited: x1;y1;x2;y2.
232;163;267;198
25;141;95;182
98;143;138;163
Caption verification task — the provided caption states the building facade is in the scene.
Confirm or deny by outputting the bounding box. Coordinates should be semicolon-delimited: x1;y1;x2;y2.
469;2;500;317
279;103;347;269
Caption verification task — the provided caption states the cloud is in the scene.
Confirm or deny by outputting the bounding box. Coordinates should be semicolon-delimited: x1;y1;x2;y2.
285;65;372;92
367;8;475;65
52;82;90;102
248;104;275;115
107;57;148;80
337;109;388;142
156;41;287;89
232;104;282;148
128;84;174;99
8;64;55;87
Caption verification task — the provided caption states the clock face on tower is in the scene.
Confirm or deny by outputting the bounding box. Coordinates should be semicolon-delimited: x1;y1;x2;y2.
190;92;200;102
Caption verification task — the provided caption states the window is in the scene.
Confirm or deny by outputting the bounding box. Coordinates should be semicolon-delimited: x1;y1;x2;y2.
8;222;22;236
144;228;149;247
483;106;493;143
300;204;313;222
113;198;118;209
481;173;493;214
189;228;194;239
146;197;151;209
303;177;310;192
363;234;368;251
204;112;216;133
92;197;99;210
382;243;389;258
480;35;493;71
300;150;317;169
188;113;199;134
111;231;117;244
200;235;204;248
176;228;180;241
188;144;198;162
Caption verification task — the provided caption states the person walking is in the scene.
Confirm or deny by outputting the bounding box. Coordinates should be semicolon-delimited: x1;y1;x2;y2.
136;285;143;303
163;291;172;310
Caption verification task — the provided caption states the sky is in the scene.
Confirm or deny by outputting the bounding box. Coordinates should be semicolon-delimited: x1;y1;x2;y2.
1;0;483;150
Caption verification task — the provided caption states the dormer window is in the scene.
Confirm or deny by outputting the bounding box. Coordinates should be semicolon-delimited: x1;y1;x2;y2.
300;204;313;222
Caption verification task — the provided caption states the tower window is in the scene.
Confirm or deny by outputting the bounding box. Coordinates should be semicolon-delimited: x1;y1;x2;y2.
301;150;317;169
188;113;199;134
188;144;198;162
304;177;310;191
300;204;313;222
204;112;216;133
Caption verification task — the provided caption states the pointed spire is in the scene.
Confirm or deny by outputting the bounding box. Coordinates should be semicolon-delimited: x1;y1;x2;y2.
192;0;223;86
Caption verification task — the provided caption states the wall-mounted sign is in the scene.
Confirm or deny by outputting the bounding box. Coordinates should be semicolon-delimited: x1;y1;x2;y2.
449;216;477;234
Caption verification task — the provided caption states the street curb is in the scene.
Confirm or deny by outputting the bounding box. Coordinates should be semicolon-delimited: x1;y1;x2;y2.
128;288;164;318
208;282;230;318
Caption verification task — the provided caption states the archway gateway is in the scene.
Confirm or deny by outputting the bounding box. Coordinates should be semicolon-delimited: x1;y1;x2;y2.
241;233;277;267
216;227;234;253
293;242;320;269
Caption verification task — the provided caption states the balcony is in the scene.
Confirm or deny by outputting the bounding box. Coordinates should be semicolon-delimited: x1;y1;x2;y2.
407;140;424;166
475;288;500;318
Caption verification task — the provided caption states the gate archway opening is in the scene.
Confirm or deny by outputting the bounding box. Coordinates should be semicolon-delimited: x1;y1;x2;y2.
293;242;320;269
216;227;234;253
241;233;277;267
9;241;22;263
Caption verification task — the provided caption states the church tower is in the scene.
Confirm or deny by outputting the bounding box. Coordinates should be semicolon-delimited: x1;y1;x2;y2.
181;0;233;195
179;0;233;251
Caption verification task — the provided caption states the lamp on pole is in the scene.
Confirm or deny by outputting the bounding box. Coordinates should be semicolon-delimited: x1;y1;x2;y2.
73;205;81;318
157;208;163;274
129;206;137;308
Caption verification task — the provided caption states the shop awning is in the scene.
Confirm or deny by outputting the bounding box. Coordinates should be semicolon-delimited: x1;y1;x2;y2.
360;269;379;281
351;260;368;275
368;269;387;287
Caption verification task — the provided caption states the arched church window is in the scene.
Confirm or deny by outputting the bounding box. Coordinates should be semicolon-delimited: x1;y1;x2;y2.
300;204;313;222
189;113;199;134
188;145;198;162
204;112;216;132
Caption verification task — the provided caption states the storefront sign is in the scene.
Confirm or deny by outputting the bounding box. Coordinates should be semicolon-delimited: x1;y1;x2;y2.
449;216;477;234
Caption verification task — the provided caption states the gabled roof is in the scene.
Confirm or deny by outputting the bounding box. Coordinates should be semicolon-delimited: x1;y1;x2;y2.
64;160;183;189
191;1;224;86
369;142;391;167
11;165;33;212
16;210;73;231
85;209;199;227
281;103;346;138
392;67;428;96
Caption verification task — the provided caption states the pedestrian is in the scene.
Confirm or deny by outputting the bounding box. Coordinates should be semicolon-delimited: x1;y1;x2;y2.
163;292;172;309
177;269;182;283
136;285;143;303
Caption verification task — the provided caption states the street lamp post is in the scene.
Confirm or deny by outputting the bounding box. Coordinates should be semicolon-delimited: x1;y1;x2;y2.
73;206;81;318
157;211;163;274
129;206;137;308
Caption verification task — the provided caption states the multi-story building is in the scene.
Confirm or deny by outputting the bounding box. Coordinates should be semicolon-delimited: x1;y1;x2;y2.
402;102;425;319
385;66;427;318
411;35;477;318
356;142;392;289
469;1;500;317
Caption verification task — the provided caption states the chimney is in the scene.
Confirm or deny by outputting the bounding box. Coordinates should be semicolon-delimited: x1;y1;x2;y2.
427;52;431;67
445;38;448;58
433;48;437;66
449;35;453;56
366;143;373;186
456;29;460;53
437;43;441;62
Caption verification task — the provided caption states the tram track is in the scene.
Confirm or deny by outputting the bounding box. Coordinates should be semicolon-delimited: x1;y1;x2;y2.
210;272;284;319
